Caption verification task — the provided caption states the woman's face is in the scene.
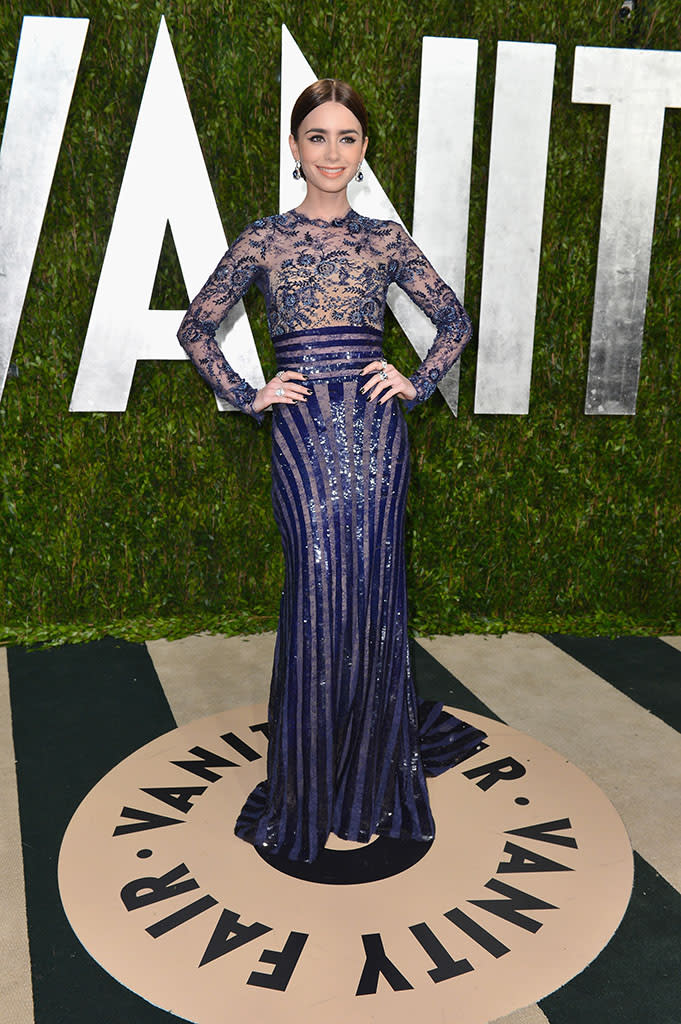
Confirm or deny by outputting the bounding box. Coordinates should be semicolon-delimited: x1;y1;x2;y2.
289;101;368;200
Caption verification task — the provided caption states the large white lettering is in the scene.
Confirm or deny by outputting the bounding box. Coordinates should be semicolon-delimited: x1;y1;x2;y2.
405;35;478;416
69;17;263;411
0;16;88;398
573;46;681;415
474;42;556;415
1;18;679;415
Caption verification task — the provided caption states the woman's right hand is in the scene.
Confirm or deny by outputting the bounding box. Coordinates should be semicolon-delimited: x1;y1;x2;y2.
251;370;311;414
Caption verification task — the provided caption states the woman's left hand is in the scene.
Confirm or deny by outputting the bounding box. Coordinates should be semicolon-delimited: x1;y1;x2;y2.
360;360;417;404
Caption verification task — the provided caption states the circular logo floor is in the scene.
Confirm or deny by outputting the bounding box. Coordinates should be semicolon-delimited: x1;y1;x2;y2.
59;705;632;1024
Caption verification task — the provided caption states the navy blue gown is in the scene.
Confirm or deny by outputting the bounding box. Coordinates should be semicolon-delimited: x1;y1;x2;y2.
178;208;486;862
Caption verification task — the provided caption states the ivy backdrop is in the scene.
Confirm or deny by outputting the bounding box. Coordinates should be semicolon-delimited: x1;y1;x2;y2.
1;0;680;644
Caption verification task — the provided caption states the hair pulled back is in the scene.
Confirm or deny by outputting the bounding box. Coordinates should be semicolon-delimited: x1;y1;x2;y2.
290;79;369;140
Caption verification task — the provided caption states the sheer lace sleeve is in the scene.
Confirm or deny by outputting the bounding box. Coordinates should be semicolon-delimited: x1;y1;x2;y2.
177;224;266;422
389;224;472;410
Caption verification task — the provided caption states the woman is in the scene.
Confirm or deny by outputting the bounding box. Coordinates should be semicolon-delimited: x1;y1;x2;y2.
178;79;486;863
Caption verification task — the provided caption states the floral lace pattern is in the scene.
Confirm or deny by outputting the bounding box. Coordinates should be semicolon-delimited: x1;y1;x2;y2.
178;209;472;418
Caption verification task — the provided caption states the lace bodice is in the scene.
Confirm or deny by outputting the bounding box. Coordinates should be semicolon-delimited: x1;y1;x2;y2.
178;208;472;420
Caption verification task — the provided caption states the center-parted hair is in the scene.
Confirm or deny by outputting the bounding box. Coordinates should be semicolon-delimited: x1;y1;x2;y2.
290;79;369;140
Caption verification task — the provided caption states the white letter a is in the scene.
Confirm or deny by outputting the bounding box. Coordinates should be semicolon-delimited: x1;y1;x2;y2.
70;17;263;412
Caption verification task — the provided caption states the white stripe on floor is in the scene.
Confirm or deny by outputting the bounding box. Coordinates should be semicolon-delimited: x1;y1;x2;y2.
661;635;681;654
418;633;681;892
147;631;274;726
0;647;35;1024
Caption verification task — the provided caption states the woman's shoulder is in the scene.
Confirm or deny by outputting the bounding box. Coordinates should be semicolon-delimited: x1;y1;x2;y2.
346;213;412;259
227;212;298;258
350;211;408;238
237;212;292;236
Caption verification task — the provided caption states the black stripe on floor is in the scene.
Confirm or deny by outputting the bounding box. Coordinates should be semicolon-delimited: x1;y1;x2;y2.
545;635;681;734
539;851;681;1024
411;639;504;722
8;637;178;1023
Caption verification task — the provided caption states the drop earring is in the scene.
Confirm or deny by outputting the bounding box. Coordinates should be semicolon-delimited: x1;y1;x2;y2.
292;160;302;180
355;164;364;182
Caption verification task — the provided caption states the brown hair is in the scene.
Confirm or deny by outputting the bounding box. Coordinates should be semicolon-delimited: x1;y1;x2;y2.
290;79;369;140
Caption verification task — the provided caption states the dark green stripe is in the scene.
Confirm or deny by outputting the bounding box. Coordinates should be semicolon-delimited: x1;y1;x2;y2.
411;639;504;722
540;852;681;1023
545;635;681;733
9;638;178;1023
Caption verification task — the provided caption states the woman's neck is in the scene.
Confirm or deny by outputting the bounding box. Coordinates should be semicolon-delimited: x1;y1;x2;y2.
294;192;351;223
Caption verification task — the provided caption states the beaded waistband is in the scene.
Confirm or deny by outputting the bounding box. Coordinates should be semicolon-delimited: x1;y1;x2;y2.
273;326;383;379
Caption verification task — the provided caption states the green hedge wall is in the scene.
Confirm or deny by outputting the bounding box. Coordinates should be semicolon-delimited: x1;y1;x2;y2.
1;0;680;644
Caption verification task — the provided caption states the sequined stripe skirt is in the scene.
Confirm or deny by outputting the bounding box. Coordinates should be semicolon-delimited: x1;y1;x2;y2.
234;327;486;862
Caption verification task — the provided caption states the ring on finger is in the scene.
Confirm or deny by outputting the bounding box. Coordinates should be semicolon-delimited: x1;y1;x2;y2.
380;357;387;368
275;370;286;379
379;369;388;380
275;387;285;397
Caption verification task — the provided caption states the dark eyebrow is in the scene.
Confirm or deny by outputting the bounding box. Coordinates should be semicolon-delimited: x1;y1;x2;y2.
304;127;359;135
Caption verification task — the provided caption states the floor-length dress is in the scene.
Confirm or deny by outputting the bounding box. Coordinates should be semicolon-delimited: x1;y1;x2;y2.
178;208;487;863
